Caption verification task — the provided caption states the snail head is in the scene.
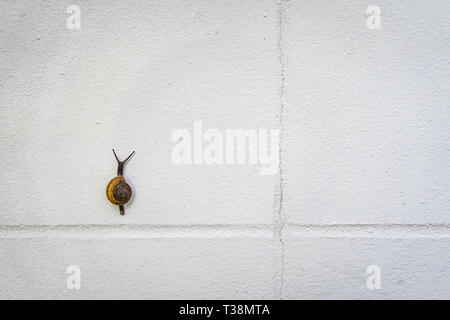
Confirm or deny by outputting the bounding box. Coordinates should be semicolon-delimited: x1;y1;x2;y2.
112;149;135;176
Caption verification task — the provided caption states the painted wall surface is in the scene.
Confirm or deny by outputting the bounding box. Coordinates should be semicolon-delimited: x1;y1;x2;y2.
0;0;449;299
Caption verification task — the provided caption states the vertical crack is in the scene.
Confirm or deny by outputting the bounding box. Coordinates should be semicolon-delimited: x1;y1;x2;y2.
276;0;286;300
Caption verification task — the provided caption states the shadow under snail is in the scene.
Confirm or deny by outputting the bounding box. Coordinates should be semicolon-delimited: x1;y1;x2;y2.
106;149;135;215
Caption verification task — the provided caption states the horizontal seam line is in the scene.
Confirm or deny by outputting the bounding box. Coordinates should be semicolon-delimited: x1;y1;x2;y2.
0;223;449;228
0;224;448;239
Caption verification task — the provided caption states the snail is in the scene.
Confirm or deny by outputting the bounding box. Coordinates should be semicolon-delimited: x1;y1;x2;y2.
106;149;135;215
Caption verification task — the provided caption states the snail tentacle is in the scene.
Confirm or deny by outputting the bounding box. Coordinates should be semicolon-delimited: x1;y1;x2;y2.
123;150;135;163
112;149;120;163
112;149;135;176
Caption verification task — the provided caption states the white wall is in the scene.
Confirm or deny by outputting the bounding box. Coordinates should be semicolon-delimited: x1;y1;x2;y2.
0;0;449;299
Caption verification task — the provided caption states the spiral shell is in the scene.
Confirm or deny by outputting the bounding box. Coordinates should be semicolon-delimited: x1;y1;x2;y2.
106;176;132;205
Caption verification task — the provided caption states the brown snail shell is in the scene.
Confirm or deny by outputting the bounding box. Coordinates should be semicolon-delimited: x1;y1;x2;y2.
106;176;132;205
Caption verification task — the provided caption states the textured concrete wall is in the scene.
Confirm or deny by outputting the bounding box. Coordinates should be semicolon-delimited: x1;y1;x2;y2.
0;0;449;299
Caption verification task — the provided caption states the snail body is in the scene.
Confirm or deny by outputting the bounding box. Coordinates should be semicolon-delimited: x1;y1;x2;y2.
106;149;135;215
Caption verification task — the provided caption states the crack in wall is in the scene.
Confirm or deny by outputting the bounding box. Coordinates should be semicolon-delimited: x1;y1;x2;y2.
276;0;286;300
